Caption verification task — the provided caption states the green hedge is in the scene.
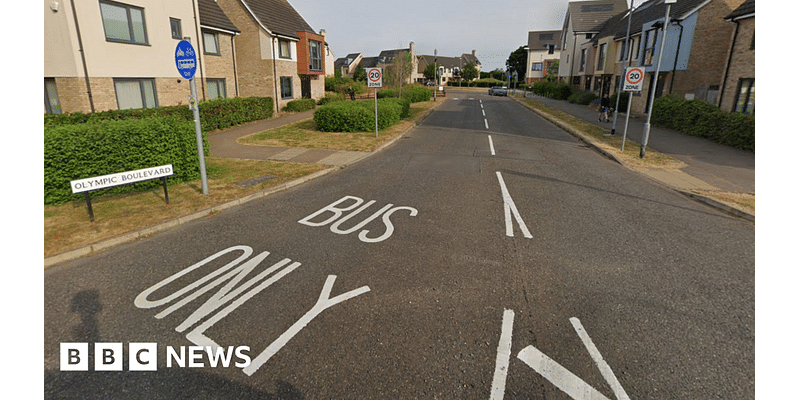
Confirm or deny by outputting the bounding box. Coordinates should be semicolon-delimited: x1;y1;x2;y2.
377;86;431;103
282;98;316;112
313;99;405;132
651;94;754;151
568;90;598;105
44;116;207;205
44;96;274;132
530;80;573;100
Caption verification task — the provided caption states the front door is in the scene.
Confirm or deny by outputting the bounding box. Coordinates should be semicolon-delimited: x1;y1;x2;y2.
301;75;312;99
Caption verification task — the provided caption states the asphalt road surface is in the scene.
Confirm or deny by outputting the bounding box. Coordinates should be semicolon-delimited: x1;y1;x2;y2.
44;94;754;399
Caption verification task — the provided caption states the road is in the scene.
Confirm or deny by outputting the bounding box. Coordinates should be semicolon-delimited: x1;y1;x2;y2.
44;93;755;399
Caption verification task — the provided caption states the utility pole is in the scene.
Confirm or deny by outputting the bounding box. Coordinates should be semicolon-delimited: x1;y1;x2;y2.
640;0;675;158
611;0;635;136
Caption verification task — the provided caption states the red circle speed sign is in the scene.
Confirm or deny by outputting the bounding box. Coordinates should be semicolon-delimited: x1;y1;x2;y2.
625;68;644;85
368;68;381;82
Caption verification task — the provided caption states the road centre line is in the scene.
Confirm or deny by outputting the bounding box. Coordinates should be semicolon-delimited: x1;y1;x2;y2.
488;135;496;156
490;309;515;400
485;119;489;130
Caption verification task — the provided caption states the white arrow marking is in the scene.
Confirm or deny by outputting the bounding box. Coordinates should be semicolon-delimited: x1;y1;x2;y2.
496;172;533;239
490;309;515;400
570;318;631;400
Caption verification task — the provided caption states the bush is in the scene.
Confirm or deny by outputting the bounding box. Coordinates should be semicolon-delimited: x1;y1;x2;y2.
282;98;316;112
568;90;598;105
401;85;431;103
318;91;345;105
609;92;629;112
470;78;506;88
44;116;206;205
652;94;754;151
313;99;404;132
531;80;572;100
44;96;274;133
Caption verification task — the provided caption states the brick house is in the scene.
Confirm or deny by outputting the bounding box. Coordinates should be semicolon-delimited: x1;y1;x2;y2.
558;0;629;90
44;0;240;114
416;50;481;86
718;0;754;113
215;0;326;113
525;30;562;84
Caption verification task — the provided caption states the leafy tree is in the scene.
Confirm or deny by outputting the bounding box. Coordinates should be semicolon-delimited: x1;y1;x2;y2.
385;52;415;93
461;62;478;82
489;69;506;81
353;63;367;82
423;62;440;82
506;46;527;84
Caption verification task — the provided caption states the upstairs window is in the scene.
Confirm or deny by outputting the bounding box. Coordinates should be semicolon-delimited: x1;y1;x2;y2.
100;1;148;45
309;40;322;71
643;28;658;66
203;31;219;55
597;43;607;70
170;18;182;39
278;39;291;59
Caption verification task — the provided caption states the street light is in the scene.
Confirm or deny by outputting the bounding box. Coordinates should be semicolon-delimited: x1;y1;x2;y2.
434;49;437;101
610;0;636;136
640;0;676;158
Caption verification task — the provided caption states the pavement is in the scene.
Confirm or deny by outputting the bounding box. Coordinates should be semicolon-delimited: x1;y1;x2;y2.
510;90;755;221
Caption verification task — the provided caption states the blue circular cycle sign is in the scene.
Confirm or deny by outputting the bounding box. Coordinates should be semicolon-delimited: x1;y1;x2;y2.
175;40;197;80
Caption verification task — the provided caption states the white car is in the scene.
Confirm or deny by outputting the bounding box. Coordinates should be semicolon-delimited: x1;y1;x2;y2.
488;86;507;96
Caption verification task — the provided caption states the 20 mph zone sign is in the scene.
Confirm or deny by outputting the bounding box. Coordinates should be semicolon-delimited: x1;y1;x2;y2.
367;67;382;88
623;67;644;92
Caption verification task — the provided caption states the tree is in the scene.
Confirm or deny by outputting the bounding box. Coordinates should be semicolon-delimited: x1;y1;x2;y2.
460;62;478;82
506;46;527;84
423;62;439;82
385;52;415;93
353;63;367;82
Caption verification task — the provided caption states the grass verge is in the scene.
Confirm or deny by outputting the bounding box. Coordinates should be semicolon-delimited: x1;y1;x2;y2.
513;94;754;218
44;158;325;258
239;101;437;152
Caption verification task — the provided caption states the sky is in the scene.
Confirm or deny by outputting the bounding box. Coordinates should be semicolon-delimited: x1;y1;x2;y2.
287;0;579;72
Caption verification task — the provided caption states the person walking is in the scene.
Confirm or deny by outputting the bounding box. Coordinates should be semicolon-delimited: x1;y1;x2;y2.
598;96;610;122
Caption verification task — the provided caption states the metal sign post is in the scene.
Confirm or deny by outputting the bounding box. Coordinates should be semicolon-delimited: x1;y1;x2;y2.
621;67;644;152
175;39;209;194
367;67;383;138
640;0;675;158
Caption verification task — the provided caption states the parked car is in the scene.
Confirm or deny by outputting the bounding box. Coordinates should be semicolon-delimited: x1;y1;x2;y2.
488;86;507;96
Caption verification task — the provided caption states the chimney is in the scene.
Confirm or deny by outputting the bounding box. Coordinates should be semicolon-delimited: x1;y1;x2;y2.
410;41;415;57
472;49;476;57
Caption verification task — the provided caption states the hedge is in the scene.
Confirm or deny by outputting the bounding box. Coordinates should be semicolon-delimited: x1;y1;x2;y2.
44;96;274;133
44;116;207;205
568;90;598;105
377;85;431;103
651;94;754;151
530;80;573;100
282;98;316;112
313;99;405;132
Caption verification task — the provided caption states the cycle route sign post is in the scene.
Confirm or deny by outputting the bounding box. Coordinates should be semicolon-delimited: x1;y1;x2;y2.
620;66;644;152
367;67;382;137
175;39;209;195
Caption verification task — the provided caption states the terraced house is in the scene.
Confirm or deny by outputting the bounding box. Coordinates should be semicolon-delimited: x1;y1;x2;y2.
44;0;241;113
44;0;327;114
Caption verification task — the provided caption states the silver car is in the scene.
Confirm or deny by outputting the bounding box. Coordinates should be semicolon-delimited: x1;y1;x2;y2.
488;86;507;96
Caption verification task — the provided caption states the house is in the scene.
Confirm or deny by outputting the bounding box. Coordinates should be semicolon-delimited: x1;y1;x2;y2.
416;50;482;85
352;43;419;86
558;0;630;90
215;0;326;112
525;30;562;84
44;0;240;114
718;0;754;113
334;53;364;77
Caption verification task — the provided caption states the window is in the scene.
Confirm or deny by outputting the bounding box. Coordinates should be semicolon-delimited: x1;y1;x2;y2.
170;18;182;39
114;78;157;110
207;79;226;100
45;78;61;114
280;76;293;99
597;43;607;70
203;31;219;55
531;63;543;71
100;1;148;45
733;78;754;114
547;44;555;55
579;49;587;72
643;28;658;65
309;40;322;71
278;39;291;59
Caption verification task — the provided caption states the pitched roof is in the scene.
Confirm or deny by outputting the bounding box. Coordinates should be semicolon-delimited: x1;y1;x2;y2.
565;0;630;33
528;30;563;51
198;0;240;34
593;0;713;41
417;54;481;70
240;0;315;39
726;0;754;20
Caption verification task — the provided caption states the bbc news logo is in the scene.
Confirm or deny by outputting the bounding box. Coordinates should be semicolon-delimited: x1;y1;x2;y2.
60;343;251;371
